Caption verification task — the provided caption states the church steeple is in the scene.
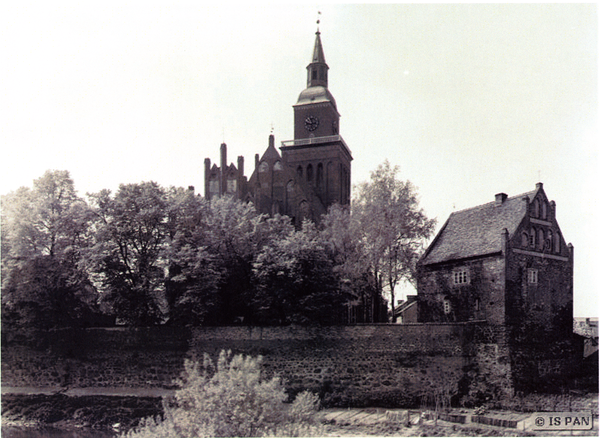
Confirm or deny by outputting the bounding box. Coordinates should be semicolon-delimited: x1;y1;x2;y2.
307;29;328;88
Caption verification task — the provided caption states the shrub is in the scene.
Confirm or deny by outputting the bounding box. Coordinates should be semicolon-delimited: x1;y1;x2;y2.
123;350;322;437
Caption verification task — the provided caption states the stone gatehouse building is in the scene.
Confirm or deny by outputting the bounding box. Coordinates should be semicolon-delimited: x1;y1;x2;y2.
417;183;576;391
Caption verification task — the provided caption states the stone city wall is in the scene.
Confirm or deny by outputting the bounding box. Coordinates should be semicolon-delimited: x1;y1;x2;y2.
1;323;507;407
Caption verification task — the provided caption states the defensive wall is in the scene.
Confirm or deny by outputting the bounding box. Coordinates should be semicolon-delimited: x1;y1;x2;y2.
1;323;511;407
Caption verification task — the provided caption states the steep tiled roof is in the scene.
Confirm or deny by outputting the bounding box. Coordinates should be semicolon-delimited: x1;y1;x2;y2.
420;188;539;265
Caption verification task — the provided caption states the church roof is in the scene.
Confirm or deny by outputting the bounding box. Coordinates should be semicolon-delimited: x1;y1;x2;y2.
420;186;541;265
260;135;282;162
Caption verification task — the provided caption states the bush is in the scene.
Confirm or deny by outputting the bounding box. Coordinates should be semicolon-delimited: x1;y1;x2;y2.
123;350;322;437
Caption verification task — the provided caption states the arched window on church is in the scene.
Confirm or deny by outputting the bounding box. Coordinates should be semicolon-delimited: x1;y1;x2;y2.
259;161;269;173
296;166;303;178
530;227;536;248
522;232;529;247
555;232;561;254
316;163;323;189
306;164;313;182
274;161;283;171
532;199;539;217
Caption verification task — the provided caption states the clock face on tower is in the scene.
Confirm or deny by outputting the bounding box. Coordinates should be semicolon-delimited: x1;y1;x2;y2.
304;115;319;132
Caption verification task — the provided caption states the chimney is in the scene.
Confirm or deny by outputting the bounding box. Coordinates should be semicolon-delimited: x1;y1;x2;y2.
204;158;211;199
269;134;275;149
237;156;244;177
220;143;227;196
495;193;508;205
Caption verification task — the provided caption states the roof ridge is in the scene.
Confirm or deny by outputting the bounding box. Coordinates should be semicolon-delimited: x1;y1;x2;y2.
449;188;538;215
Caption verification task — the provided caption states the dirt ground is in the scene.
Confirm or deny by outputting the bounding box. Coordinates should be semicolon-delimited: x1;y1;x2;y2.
2;393;598;437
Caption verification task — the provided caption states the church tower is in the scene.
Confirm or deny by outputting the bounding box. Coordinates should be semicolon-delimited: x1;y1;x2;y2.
281;27;352;208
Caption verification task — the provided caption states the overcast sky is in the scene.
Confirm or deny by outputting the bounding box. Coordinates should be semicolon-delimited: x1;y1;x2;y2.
2;3;597;316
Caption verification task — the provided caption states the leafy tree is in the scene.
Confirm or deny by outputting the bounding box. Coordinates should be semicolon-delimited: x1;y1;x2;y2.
161;188;220;326
86;182;170;325
124;351;322;438
1;170;100;328
320;204;385;323
253;221;346;325
353;161;436;322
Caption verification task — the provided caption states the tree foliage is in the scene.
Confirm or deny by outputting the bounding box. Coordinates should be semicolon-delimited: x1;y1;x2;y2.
353;161;436;322
253;221;346;325
1;170;101;328
86;182;170;325
2;163;434;328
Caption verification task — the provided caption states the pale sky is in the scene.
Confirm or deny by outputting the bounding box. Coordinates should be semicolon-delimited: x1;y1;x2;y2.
1;3;598;317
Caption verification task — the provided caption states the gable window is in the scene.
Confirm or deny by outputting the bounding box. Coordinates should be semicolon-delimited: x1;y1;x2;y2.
528;269;538;284
521;232;529;247
537;228;545;251
541;201;547;220
554;232;561;253
259;161;269;173
546;230;553;252
532;199;540;217
453;269;469;285
530;227;536;247
274;161;283;171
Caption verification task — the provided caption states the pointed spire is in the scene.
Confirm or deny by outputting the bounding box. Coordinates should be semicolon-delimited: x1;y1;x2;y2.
306;19;329;89
312;29;326;64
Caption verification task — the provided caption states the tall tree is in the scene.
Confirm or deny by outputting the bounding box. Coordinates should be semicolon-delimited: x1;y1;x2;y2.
353;161;436;322
1;170;100;328
253;220;346;325
162;188;219;326
320;204;385;323
86;182;169;325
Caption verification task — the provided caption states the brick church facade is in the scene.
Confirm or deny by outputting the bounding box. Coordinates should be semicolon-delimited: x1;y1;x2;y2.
204;29;352;225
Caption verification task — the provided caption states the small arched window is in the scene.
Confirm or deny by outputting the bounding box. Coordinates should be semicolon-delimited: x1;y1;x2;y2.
532;199;540;217
546;230;553;252
306;164;313;182
274;161;283;171
555;232;561;253
259;161;269;173
296;166;303;178
530;227;536;248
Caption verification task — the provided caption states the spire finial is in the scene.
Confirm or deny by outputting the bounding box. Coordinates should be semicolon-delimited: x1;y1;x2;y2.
316;11;321;33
